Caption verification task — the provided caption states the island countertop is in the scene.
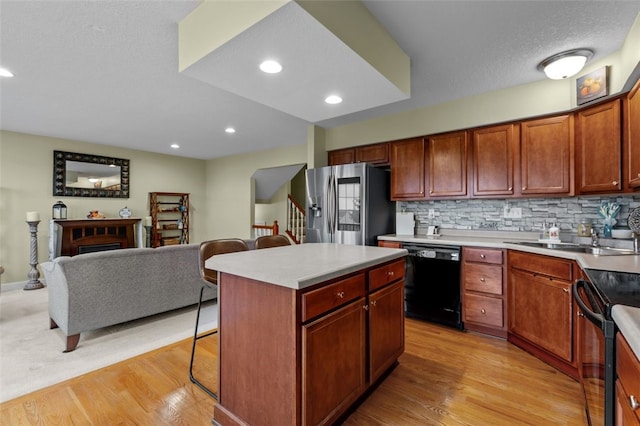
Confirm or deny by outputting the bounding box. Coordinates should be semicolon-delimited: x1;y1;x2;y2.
205;242;407;290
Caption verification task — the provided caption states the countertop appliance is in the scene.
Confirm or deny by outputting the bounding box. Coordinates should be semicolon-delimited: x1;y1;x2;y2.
305;163;394;246
402;242;462;329
574;269;640;426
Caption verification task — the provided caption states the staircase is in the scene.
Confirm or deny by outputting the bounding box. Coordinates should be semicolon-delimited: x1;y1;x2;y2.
285;194;305;244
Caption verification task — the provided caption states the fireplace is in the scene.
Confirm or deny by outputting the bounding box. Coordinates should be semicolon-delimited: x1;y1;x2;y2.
49;219;143;259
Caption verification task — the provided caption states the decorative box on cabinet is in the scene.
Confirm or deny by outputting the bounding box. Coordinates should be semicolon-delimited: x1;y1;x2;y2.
471;124;518;197
148;192;189;248
462;247;507;338
508;250;578;379
624;78;640;189
616;333;640;425
576;99;622;194
520;115;574;196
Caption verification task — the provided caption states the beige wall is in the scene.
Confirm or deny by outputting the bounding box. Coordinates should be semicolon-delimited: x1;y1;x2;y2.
204;143;307;240
0;131;206;284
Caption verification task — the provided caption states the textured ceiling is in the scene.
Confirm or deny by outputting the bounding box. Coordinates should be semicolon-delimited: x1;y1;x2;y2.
1;1;640;160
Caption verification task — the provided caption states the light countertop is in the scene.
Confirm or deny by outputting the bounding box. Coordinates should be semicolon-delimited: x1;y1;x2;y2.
612;305;640;360
205;243;407;290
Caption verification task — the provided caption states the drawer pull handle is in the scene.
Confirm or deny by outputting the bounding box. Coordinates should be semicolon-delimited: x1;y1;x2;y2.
387;271;394;277
481;308;486;314
630;395;640;410
480;254;486;259
480;277;486;282
337;291;345;299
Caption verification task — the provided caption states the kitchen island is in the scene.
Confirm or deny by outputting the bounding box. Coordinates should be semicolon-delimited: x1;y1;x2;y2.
205;243;407;426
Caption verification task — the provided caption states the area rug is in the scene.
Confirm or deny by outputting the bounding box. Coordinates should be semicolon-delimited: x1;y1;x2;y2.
0;286;217;403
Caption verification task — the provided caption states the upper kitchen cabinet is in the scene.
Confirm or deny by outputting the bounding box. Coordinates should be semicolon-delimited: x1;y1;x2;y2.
471;124;518;197
390;137;426;200
328;142;389;166
520;115;574;196
576;99;622;194
624;79;640;189
426;131;468;198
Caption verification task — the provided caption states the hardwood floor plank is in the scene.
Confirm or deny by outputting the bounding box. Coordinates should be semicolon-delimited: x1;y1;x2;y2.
0;318;586;425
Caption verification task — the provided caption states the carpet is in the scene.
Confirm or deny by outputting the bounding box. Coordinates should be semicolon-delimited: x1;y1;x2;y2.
0;286;217;403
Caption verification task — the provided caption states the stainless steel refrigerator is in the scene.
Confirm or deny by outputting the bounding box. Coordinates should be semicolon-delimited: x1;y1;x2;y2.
305;163;394;246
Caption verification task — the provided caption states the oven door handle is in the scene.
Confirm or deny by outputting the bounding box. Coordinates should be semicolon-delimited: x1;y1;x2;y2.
573;279;604;329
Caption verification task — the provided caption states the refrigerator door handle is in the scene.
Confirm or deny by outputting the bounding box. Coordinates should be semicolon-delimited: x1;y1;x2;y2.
326;174;334;234
329;173;338;237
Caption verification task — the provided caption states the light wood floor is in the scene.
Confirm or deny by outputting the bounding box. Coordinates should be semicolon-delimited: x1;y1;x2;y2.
1;318;587;425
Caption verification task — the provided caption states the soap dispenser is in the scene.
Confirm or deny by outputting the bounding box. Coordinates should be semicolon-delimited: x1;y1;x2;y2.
549;223;560;241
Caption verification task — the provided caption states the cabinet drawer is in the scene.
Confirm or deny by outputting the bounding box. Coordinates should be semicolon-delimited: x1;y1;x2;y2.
369;260;405;292
464;293;504;328
463;263;503;295
464;247;503;264
509;251;573;281
302;274;365;322
617;334;640;413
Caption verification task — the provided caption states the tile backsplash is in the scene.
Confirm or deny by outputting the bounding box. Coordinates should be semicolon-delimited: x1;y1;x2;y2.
398;195;640;235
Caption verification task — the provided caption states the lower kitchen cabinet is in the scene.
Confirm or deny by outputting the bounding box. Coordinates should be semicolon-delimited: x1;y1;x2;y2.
369;280;405;383
616;333;640;425
508;251;578;379
462;247;507;338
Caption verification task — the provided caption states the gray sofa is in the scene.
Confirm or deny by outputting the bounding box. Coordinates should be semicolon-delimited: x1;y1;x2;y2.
41;244;216;352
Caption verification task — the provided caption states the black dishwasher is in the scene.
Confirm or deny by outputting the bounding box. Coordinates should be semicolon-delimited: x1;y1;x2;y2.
402;243;463;329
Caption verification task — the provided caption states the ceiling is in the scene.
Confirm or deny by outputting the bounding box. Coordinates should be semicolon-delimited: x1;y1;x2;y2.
1;0;640;161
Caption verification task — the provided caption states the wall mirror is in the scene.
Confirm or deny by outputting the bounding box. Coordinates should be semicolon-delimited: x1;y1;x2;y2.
53;150;129;198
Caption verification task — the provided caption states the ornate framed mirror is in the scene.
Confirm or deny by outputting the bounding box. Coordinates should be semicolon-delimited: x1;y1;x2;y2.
53;150;129;198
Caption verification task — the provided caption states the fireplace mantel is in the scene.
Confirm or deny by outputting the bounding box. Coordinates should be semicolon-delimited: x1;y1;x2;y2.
49;218;143;260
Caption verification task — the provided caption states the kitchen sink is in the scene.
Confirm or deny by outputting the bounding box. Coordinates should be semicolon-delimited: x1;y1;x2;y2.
510;241;638;256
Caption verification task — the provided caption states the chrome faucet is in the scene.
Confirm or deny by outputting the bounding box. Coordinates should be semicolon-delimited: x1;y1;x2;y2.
591;229;600;247
633;232;639;253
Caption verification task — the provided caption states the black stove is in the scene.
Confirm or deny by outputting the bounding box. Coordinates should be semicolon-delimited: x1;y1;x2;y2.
584;269;640;316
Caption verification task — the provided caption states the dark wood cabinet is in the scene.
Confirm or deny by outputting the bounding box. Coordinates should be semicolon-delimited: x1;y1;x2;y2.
508;251;577;379
328;143;389;166
427;131;468;197
576;99;622;194
624;79;640;189
378;240;402;248
390;137;426;200
472;124;518;197
368;280;404;383
616;333;640;425
520;115;574;196
462;247;506;338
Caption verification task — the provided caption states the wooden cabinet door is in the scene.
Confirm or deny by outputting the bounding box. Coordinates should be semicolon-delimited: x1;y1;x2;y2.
625;80;640;189
472;124;517;196
390;137;426;200
356;143;389;165
369;281;405;383
328;148;355;166
509;268;573;362
427;131;468;197
576;99;622;194
378;240;402;248
520;115;573;195
302;298;366;426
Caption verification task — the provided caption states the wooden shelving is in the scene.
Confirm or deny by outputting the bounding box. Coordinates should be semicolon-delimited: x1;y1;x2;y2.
149;192;189;247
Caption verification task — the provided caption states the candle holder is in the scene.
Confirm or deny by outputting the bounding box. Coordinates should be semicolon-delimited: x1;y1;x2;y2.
145;225;152;248
25;220;45;290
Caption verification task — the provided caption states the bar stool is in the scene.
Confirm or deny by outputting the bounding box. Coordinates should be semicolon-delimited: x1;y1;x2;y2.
254;234;292;249
189;238;249;399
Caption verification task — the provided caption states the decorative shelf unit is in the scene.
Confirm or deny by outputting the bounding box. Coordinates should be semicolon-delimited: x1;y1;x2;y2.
149;192;189;247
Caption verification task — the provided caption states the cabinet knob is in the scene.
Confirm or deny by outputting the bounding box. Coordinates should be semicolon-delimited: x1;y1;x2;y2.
481;308;486;314
637;172;640;178
612;181;618;186
372;300;377;307
363;304;369;311
480;277;486;282
562;288;569;293
522;186;527;191
630;395;640;410
387;271;394;277
508;186;513;191
480;254;486;259
337;291;345;299
577;312;584;317
429;190;433;194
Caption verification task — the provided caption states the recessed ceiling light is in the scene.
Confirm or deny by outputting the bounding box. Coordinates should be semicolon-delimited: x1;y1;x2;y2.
225;127;236;134
170;144;180;149
325;95;343;105
259;60;282;74
0;67;14;77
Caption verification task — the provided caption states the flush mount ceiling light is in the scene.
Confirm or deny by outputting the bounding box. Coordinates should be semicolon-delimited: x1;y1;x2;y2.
259;60;282;74
538;49;594;80
325;95;343;105
0;67;14;77
225;127;236;134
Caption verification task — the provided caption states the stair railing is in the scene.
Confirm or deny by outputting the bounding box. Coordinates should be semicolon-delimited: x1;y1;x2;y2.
286;195;305;244
252;220;279;238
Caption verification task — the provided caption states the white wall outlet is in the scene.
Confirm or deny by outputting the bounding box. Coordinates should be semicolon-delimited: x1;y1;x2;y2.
428;209;435;219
